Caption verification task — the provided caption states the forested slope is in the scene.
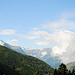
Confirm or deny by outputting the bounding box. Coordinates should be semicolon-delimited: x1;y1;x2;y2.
0;45;54;75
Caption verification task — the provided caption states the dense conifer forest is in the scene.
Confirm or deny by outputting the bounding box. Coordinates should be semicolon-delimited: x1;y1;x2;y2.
0;45;54;75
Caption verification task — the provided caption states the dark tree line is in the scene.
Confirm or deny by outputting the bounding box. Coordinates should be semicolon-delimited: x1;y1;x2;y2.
53;63;75;75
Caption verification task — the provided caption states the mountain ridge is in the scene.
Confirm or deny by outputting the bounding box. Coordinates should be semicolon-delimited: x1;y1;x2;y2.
0;40;26;54
67;61;75;70
0;40;61;68
0;45;54;75
24;48;61;68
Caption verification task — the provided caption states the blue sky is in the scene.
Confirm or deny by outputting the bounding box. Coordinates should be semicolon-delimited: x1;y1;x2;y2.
0;0;75;49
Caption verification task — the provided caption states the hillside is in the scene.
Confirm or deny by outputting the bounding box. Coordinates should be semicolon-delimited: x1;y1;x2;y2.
0;45;54;75
0;40;61;68
0;62;21;75
24;48;61;68
67;61;75;70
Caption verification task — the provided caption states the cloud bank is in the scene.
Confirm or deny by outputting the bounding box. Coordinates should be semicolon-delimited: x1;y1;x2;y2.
28;17;75;64
31;30;75;64
51;30;75;64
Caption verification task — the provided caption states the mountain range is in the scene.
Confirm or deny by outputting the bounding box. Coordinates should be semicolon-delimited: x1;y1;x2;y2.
0;45;54;75
67;62;75;71
1;40;75;69
24;48;61;68
0;40;61;68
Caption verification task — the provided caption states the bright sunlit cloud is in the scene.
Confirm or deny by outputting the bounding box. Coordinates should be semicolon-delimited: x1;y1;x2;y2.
26;15;75;64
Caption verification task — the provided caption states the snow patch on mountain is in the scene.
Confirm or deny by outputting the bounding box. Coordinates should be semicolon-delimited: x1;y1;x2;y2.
0;40;26;54
0;39;61;68
41;51;47;58
0;40;4;46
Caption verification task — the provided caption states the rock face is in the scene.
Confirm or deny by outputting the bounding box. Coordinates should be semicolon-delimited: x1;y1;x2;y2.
0;40;26;54
24;48;61;68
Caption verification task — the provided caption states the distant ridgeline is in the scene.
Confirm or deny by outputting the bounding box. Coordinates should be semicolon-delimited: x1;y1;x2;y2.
67;62;75;71
0;45;54;75
0;40;26;54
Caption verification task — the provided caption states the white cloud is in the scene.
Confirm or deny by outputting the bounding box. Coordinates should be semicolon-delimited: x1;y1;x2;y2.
6;39;20;46
11;12;75;64
61;11;75;19
33;28;40;30
51;30;75;57
30;30;54;46
36;41;49;45
41;19;75;32
34;30;75;64
0;29;15;35
41;51;47;58
22;35;40;40
33;27;45;30
33;30;75;64
29;21;75;64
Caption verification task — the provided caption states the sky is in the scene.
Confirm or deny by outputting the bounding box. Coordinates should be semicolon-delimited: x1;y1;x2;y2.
0;0;75;63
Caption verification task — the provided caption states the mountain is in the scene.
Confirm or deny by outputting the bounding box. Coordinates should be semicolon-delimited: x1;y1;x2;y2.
0;45;54;75
67;61;75;70
0;40;61;68
24;48;61;68
0;40;26;54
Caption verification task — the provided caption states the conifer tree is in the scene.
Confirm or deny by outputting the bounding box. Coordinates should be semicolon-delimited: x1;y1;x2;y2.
53;69;58;75
72;69;75;75
68;70;71;75
58;63;68;75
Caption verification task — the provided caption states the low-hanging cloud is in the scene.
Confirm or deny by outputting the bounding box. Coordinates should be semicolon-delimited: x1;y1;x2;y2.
51;30;75;64
28;16;75;64
11;12;75;64
32;30;75;64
